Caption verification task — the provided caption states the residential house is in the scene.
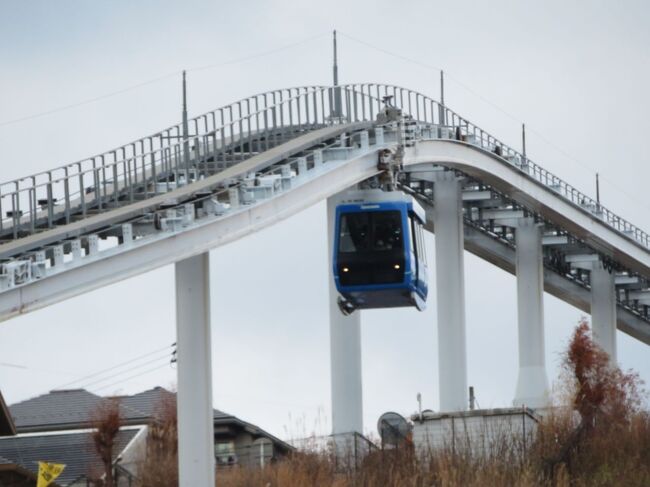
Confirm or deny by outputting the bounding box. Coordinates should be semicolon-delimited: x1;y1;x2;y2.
0;387;292;486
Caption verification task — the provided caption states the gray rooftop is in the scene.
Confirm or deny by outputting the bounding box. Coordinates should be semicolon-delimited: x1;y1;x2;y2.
114;387;231;422
0;428;139;486
10;387;233;433
7;386;292;459
9;389;145;433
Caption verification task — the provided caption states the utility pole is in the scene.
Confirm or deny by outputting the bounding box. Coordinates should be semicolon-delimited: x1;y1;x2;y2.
332;30;342;119
596;173;601;210
182;70;190;176
439;70;446;125
333;30;339;87
521;123;527;169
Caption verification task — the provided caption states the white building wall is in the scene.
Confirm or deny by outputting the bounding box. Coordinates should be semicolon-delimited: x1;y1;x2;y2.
411;410;537;458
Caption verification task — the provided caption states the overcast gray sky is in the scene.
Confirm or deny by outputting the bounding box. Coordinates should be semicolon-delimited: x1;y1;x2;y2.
1;0;649;439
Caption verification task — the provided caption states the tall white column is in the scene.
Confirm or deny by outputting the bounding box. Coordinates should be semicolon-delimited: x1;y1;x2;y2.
433;172;468;412
327;196;363;434
513;218;549;408
175;252;215;487
591;261;617;362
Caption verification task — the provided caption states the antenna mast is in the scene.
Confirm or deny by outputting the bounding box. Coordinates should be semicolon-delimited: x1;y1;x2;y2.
333;30;339;87
332;30;342;118
182;70;190;167
439;70;446;125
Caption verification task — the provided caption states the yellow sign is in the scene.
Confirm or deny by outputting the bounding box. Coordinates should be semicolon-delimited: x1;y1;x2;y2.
37;461;65;487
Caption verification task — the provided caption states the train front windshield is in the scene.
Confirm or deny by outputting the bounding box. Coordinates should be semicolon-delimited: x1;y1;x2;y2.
337;210;405;286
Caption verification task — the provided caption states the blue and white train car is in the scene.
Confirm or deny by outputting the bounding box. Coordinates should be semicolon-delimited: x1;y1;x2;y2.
333;189;428;313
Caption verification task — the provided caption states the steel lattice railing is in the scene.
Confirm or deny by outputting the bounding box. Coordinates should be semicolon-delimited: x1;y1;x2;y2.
1;83;648;253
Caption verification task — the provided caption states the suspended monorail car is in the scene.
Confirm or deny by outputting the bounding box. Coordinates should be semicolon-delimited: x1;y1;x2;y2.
333;190;428;314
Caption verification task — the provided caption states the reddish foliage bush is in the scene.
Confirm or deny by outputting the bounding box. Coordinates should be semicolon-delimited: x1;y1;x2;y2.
565;318;642;428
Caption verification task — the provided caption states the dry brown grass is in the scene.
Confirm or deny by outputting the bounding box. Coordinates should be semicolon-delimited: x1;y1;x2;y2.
214;320;650;487
213;412;650;487
215;447;544;487
136;320;649;486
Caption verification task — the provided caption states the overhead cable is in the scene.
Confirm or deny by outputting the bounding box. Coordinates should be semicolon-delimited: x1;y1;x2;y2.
52;344;174;390
0;32;328;128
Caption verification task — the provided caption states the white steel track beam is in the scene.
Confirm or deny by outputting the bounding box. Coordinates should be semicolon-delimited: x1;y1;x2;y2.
404;143;650;278
0;123;370;260
513;217;549;408
0;152;380;322
327;196;363;435
432;171;468;412
421;211;650;346
591;261;617;362
175;252;215;487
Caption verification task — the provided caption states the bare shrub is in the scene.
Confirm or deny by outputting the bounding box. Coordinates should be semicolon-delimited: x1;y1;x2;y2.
89;398;122;487
136;392;178;487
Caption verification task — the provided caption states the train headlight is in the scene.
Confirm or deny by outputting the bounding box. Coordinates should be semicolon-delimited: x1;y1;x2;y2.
342;267;349;273
394;264;400;269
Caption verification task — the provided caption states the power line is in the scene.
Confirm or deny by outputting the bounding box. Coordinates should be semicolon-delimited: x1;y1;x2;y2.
78;354;173;390
52;344;173;390
0;362;27;370
0;361;82;377
338;30;524;124
186;31;328;73
0;31;328;129
338;30;650;214
92;363;172;394
0;71;181;128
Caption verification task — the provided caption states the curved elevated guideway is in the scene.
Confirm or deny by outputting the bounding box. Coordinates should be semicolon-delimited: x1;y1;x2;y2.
1;82;649;484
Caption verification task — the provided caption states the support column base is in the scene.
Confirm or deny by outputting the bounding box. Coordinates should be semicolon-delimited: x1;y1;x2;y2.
513;366;549;408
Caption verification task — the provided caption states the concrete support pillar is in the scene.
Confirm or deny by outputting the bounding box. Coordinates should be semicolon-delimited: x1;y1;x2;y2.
433;172;468;412
175;252;215;487
327;196;363;434
513;218;549;408
591;261;617;362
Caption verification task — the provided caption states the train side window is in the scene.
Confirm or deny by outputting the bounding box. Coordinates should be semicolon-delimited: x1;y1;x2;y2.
416;220;426;265
409;215;418;258
421;223;428;265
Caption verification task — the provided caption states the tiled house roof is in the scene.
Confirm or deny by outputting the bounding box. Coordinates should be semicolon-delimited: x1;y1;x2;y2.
10;387;233;433
2;385;293;484
0;428;140;486
9;389;144;433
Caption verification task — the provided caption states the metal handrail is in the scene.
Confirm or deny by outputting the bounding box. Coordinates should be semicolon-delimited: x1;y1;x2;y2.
339;82;650;251
1;83;648;253
0;86;340;236
0;128;371;266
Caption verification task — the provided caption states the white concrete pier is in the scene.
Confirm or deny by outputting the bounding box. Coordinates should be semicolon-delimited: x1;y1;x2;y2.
327;196;363;434
175;252;215;487
513;218;549;408
591;261;617;362
433;171;468;412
